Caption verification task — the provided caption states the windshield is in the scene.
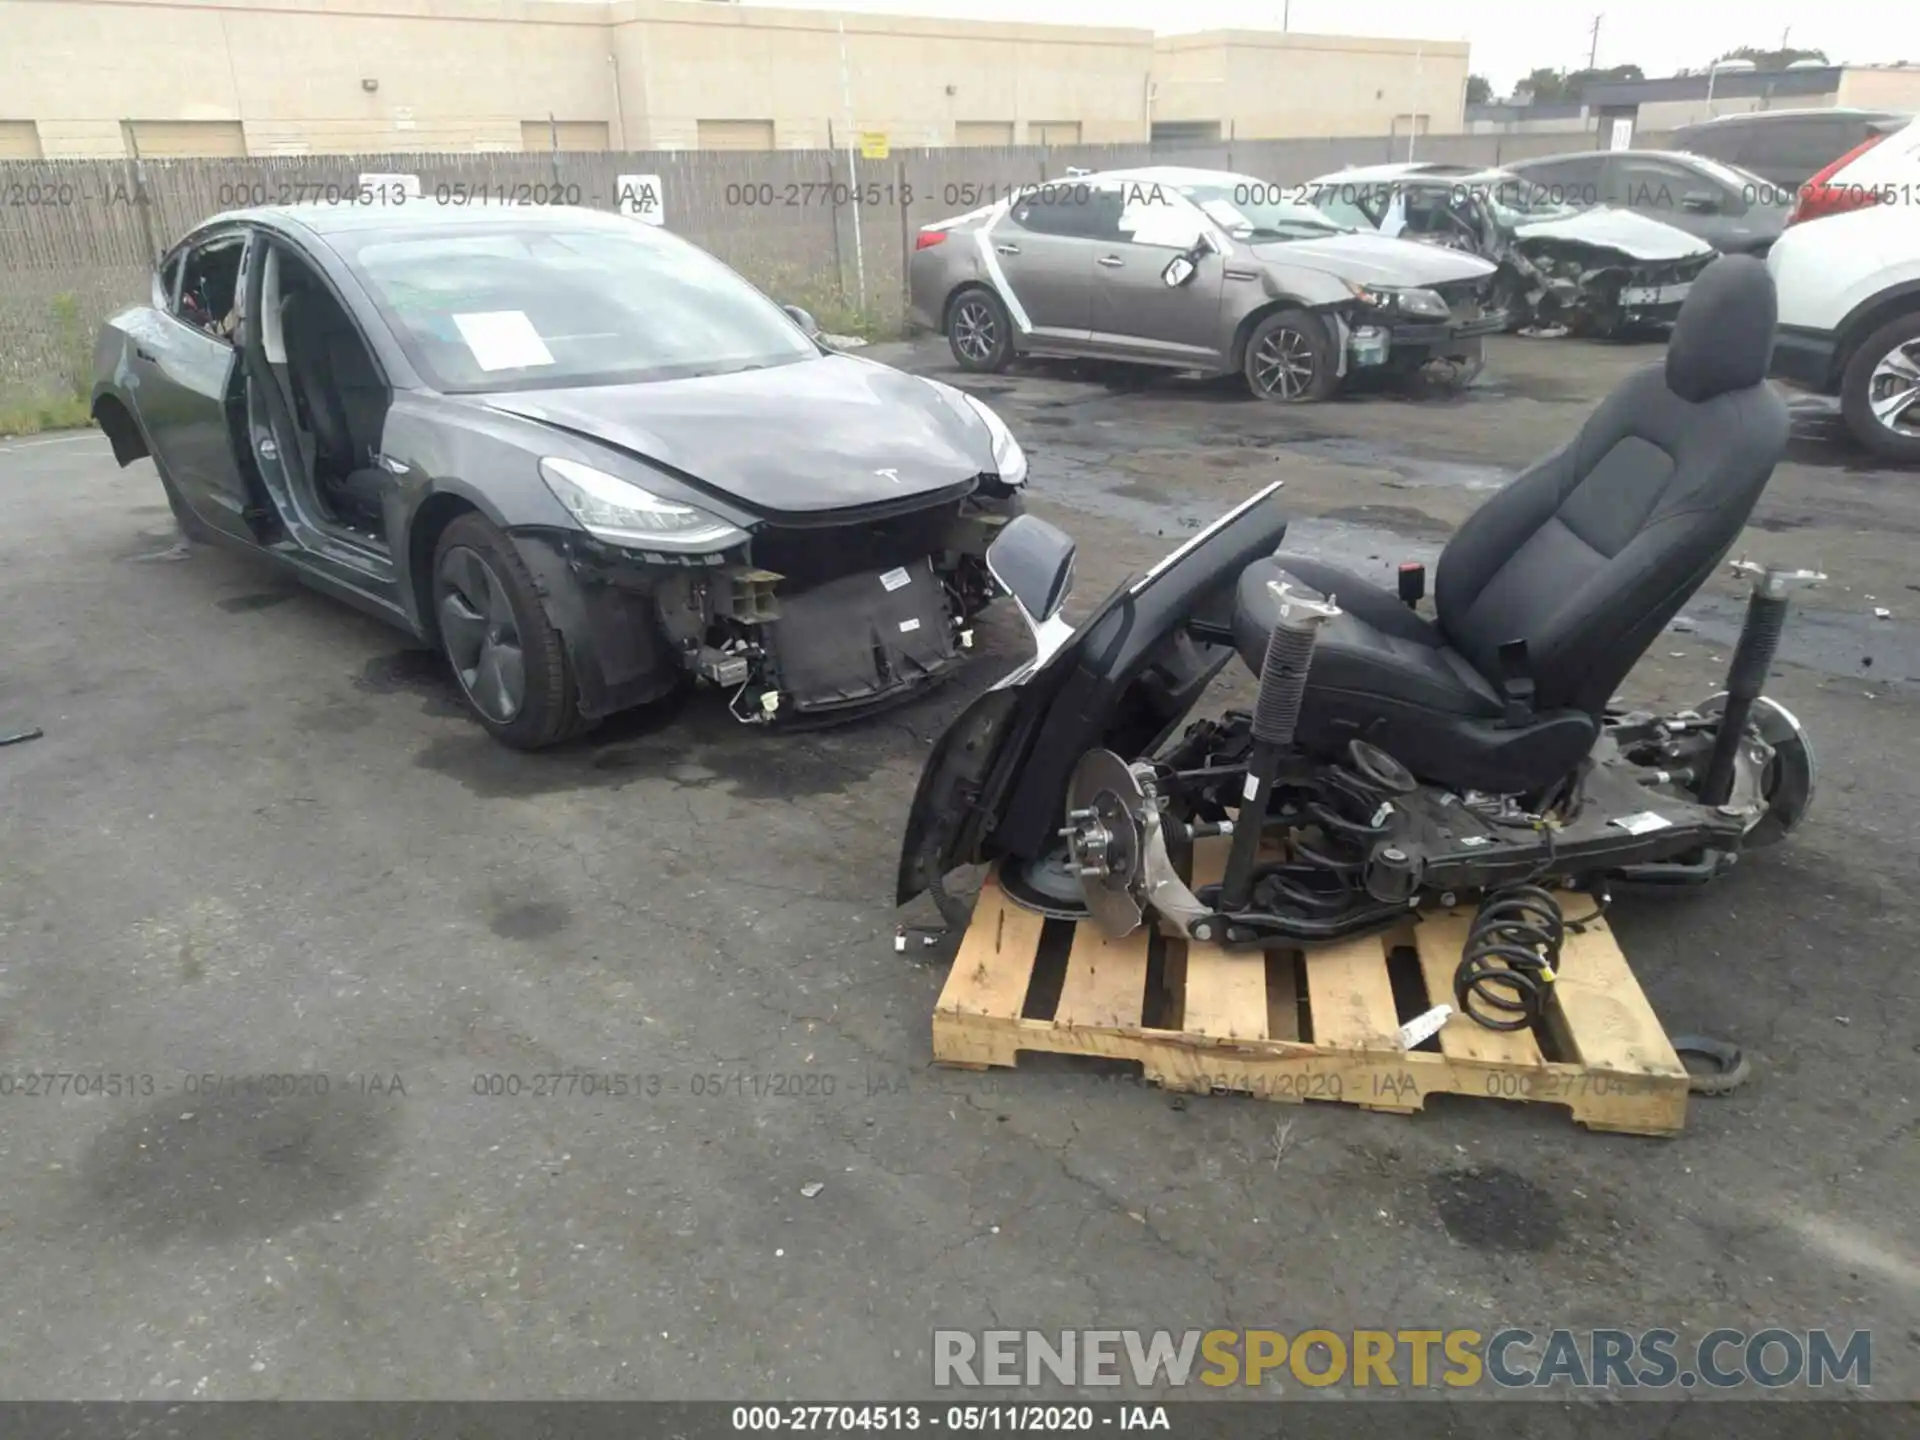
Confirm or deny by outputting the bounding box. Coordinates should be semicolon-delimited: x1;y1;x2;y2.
1468;174;1590;225
1176;182;1352;239
335;223;819;393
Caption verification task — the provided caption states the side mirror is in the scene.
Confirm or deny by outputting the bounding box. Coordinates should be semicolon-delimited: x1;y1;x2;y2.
782;304;821;338
986;513;1076;630
1680;191;1720;214
1162;255;1197;288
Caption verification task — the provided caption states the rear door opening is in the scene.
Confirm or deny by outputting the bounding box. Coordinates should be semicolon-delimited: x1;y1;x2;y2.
247;239;397;552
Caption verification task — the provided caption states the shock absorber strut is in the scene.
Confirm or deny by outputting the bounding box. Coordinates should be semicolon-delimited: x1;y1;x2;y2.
1699;561;1824;807
1218;582;1342;916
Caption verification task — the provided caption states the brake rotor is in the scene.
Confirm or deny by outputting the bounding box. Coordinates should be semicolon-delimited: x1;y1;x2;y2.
999;848;1092;921
1062;749;1152;938
1697;693;1815;847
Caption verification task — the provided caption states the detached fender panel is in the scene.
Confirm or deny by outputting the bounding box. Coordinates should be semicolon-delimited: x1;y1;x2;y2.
507;530;682;721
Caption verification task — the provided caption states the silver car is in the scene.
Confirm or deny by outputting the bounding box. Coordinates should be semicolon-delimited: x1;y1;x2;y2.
907;166;1504;401
1301;163;1718;335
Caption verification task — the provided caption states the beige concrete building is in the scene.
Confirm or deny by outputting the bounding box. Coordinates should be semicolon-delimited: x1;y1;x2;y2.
1150;30;1469;144
0;0;1469;158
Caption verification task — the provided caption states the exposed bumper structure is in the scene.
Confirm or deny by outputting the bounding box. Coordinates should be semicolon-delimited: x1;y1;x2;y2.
517;496;1016;726
1511;247;1715;334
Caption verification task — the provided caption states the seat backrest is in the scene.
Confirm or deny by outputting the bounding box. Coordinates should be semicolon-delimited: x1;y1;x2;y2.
282;287;386;474
1433;255;1788;715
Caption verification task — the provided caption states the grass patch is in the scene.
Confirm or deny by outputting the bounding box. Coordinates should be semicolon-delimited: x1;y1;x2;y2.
0;292;97;438
733;260;903;343
0;391;93;438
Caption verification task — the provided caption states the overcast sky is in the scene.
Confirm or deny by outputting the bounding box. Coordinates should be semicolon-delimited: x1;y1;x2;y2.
740;0;1911;94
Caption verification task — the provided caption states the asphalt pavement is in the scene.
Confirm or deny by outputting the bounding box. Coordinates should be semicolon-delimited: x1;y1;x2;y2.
0;334;1915;1402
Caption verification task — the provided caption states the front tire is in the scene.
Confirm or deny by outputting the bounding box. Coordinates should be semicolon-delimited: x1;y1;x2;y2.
1840;312;1920;464
432;513;586;750
1244;309;1340;402
947;287;1014;373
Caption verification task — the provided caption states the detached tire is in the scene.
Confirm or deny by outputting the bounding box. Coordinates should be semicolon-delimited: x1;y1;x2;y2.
946;287;1015;373
1244;309;1340;402
1840;312;1920;464
431;512;586;750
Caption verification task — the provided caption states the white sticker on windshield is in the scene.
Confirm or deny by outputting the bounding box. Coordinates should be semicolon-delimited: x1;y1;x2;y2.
879;567;912;592
453;311;555;371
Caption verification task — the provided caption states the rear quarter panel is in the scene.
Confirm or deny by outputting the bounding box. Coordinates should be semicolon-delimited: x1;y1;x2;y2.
1769;207;1920;331
908;210;1000;331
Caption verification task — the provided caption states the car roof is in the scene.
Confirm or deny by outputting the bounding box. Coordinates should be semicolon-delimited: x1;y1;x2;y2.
1057;165;1263;189
1510;149;1700;164
1675;107;1910;128
1306;161;1495;182
190;201;640;241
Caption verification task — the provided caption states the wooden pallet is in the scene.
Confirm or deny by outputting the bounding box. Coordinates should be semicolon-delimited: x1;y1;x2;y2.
932;840;1690;1136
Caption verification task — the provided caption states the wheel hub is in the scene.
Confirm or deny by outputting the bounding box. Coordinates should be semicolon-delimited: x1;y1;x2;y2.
437;545;526;725
1253;329;1315;399
954;302;997;362
1062;749;1152;936
1867;339;1920;438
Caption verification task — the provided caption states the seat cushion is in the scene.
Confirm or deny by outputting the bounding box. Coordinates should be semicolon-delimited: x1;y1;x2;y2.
1233;558;1503;719
1232;557;1597;793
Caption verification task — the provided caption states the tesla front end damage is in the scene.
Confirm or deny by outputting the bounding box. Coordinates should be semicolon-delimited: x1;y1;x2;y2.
643;495;1009;724
491;371;1026;727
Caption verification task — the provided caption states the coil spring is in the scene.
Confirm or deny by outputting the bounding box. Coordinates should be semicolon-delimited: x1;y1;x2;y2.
1453;885;1565;1032
1251;744;1409;917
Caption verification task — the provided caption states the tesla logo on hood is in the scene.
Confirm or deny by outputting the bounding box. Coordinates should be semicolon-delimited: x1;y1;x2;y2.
875;468;901;484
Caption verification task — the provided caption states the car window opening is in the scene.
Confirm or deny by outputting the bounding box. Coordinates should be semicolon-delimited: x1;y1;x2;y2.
176;237;245;341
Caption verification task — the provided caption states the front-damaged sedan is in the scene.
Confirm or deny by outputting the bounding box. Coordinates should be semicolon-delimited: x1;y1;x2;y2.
91;204;1025;748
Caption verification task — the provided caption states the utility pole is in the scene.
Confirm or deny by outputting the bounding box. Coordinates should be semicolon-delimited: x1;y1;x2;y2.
1588;14;1602;70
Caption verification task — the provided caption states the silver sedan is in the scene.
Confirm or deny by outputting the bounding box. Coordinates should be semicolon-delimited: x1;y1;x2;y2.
907;166;1504;401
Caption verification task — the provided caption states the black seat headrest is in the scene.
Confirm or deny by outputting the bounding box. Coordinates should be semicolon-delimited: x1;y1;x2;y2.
1664;254;1777;403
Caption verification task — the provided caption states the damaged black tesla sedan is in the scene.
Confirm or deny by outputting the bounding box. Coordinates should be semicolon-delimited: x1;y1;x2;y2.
91;203;1025;747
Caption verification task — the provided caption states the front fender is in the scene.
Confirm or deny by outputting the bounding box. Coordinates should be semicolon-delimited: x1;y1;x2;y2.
1256;263;1357;308
506;529;681;722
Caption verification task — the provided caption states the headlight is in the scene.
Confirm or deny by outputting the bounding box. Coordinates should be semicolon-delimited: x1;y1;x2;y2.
1347;282;1451;319
538;457;746;552
961;393;1027;486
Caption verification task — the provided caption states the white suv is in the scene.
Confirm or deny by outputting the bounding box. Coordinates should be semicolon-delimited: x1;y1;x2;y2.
1767;119;1920;462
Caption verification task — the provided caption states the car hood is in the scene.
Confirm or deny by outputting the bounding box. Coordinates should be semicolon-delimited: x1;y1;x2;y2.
1247;231;1496;286
480;354;991;517
1513;206;1713;261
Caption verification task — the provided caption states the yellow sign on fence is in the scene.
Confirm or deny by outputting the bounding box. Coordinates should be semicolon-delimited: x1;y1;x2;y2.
858;132;890;160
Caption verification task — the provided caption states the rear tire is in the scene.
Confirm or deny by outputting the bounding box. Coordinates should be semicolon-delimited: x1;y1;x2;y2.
1840;312;1920;464
432;513;587;750
1243;309;1340;402
947;287;1014;373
